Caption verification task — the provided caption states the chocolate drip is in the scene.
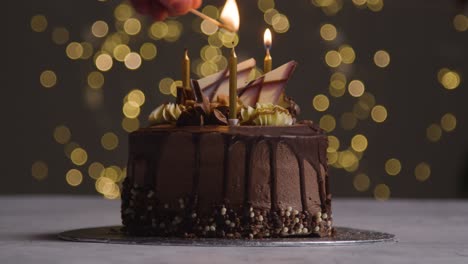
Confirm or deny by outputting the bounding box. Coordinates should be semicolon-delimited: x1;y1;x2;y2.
243;138;257;206
268;140;279;210
222;135;232;201
297;158;306;211
191;134;201;210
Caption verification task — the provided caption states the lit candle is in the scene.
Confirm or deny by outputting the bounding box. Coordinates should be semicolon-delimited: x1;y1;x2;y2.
264;28;272;73
229;47;237;119
182;48;190;91
220;0;240;124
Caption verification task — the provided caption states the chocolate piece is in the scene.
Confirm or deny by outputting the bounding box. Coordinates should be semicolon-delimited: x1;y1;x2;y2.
239;61;297;107
121;124;333;238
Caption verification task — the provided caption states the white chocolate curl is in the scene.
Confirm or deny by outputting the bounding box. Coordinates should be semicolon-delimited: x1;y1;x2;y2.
148;103;184;125
240;103;293;126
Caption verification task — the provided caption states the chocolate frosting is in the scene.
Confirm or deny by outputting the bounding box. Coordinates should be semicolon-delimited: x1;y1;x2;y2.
122;122;333;238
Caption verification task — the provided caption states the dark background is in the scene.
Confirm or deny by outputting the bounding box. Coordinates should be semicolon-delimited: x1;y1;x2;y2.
2;0;467;199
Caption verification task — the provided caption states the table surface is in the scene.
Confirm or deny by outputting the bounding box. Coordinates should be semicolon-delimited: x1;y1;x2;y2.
0;196;467;264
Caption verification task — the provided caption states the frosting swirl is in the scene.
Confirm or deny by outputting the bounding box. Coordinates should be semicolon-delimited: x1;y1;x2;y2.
149;103;185;125
241;103;293;126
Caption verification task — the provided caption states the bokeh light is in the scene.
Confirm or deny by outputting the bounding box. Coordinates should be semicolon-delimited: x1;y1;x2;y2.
374;50;390;68
70;148;88;166
88;162;105;180
312;94;330;112
66;169;83;187
66;42;84;60
95;53;113;71
439;70;460;90
53;125;71;144
140;42;157;60
87;71;105;89
426;123;442;142
51;27;69;45
453;14;468;32
124;18;141;35
325;50;342;68
101;132;119;150
122;117;140;132
351;134;368;152
374;183;390;201
348;80;365;97
385;158;402;176
91;20;109;38
415;162;431;182
31;15;48;32
440;113;456;132
371;105;388;123
353;173;370;192
40;70;57;88
124;52;142;70
320;24;337;41
32;161;48;181
319;114;336;132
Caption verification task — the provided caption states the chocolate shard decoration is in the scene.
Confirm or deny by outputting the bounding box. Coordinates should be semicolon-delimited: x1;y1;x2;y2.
239;61;297;107
197;58;256;102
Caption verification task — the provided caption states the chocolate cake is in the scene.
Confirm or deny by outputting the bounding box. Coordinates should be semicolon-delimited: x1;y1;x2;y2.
121;60;333;238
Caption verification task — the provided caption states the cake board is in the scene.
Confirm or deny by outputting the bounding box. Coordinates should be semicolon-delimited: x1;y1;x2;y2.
58;226;395;247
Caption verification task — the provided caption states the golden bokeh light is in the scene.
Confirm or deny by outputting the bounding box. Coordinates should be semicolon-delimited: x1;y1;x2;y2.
258;0;275;12
440;113;457;132
114;4;133;21
264;8;279;25
127;89;146;106
340;112;357;130
80;42;94;59
40;70;57;88
351;134;368;152
66;42;84;60
95;53;113;71
325;50;342;68
312;94;330;112
201;20;219;35
352;0;367;7
374;184;390;201
101;132;119;151
149;22;169;39
122;117;140;132
165;21;183;42
87;71;105;89
88;162;105;180
374;50;390;68
320;24;337;41
203;5;220;18
70;148;88;166
319;114;336;132
124;52;142;70
371;105;388;123
159;77;175;95
328;135;340;151
327;151;338;165
348;80;365;97
339;45;356;64
385;158;402;176
124;18;141;35
91;20;109;38
353;173;370;192
219;31;239;48
53;125;71;144
453;14;468;32
271;14;290;33
123;101;141;118
113;44;131;62
31;15;48;32
415;162;431;182
440;70;460;90
32;161;48;181
66;169;83;187
426;123;442;142
140;42;157;61
64;142;80;158
52;27;69;45
338;150;358;169
367;0;384;12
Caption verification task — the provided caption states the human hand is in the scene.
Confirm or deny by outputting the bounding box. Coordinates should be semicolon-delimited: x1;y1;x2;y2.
131;0;202;21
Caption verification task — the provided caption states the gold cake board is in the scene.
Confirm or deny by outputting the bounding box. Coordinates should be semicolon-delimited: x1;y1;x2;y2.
58;226;395;247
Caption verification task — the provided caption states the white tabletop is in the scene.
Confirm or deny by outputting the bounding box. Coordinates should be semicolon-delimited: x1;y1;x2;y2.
0;196;467;264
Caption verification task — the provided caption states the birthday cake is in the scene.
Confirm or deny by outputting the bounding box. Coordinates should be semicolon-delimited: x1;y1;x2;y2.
121;59;333;238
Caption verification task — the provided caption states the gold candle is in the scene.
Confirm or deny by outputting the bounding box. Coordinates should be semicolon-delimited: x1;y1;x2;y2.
182;48;190;91
229;47;238;120
263;28;272;73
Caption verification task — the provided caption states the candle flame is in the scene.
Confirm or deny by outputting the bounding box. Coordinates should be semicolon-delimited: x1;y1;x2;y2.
220;0;240;32
264;28;272;49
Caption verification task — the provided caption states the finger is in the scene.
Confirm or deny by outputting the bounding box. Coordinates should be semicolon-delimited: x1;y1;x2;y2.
161;0;192;16
191;0;202;9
